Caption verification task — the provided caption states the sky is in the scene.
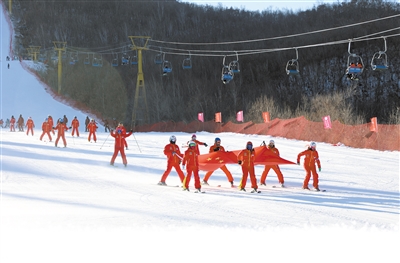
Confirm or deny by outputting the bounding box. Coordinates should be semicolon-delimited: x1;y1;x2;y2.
1;4;399;263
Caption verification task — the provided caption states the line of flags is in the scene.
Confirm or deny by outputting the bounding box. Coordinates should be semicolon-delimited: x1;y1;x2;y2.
198;112;379;132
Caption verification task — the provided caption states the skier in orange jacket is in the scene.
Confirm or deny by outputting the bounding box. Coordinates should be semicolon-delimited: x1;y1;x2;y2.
48;115;55;134
71;116;80;137
182;141;201;192
116;122;128;150
202;137;234;186
237;141;259;192
25;117;35;136
87;119;98;142
159;135;185;186
53;118;70;147
110;128;133;167
297;141;322;191
260;140;285;187
190;134;208;155
40;118;52;142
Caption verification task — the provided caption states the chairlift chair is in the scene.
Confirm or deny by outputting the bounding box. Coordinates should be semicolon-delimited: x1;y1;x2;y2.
221;56;234;84
131;50;138;65
92;54;103;67
69;52;76;65
346;40;364;75
154;52;163;65
121;53;130;65
229;52;240;73
84;53;90;65
112;54;118;67
182;52;192;69
371;37;389;71
285;48;299;75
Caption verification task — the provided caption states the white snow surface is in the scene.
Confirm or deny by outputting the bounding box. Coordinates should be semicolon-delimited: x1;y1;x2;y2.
1;5;399;263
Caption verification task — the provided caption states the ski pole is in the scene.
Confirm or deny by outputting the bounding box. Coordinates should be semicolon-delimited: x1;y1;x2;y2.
131;131;142;153
100;132;110;149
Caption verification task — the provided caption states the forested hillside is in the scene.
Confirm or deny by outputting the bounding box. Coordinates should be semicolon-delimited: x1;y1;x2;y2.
6;0;400;126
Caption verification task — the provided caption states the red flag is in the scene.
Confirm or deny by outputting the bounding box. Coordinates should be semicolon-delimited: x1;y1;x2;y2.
322;115;332;129
215;112;222;123
262;112;270;123
198;151;238;171
198;112;204;122
370;117;378;132
236;111;243;122
253;146;296;165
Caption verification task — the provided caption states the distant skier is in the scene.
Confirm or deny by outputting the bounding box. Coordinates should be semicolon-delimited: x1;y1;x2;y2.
17;114;24;131
10;115;16;132
85;116;90;132
48;115;55;135
87;119;98;142
25;117;35;136
40;118;52;142
71;116;80;137
297;141;322;191
53;118;70;147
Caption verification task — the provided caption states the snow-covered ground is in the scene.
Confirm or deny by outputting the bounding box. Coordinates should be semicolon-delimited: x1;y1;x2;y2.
1;5;399;263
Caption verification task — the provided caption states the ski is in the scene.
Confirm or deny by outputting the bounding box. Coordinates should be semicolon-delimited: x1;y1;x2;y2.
251;189;261;193
157;183;180;187
194;190;205;193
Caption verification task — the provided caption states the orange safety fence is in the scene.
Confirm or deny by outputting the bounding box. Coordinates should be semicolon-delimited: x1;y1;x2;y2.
133;117;399;151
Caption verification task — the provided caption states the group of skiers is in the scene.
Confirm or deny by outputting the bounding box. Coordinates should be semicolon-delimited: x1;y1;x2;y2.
157;134;322;193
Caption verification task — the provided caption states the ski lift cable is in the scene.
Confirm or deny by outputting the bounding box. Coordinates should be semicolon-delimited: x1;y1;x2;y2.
149;13;400;46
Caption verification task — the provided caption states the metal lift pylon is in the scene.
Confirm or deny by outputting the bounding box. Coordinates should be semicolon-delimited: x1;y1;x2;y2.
53;41;67;94
128;36;151;127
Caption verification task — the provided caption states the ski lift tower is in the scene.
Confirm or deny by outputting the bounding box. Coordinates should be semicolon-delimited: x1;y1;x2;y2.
27;46;41;61
53;41;66;94
128;36;151;126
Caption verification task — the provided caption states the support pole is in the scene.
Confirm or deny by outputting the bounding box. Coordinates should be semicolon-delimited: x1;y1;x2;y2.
53;41;66;94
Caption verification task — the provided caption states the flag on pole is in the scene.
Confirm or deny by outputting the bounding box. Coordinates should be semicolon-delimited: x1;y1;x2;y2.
236;111;243;122
322;115;332;129
198;112;204;122
370;117;378;132
215;112;222;123
262;112;270;123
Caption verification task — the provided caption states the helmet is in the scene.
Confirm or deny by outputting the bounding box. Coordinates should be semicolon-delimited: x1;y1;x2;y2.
215;137;221;143
246;141;253;150
169;135;176;143
269;140;275;147
191;134;197;139
189;141;196;147
59;118;63;123
310;141;317;149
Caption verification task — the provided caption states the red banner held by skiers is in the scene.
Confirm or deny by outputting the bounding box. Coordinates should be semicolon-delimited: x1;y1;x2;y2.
198;112;204;122
262;112;270;123
370;117;378;132
236;111;243;122
215;112;221;123
322;115;332;129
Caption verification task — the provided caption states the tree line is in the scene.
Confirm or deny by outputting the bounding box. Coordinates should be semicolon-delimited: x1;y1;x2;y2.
7;0;400;126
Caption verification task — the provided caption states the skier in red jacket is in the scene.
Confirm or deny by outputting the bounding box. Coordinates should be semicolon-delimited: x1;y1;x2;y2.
297;141;322;191
237;141;259;193
182;141;202;192
87;119;98;142
260;140;285;187
25;117;35;136
53;118;70;147
110;128;133;167
71;116;80;137
159;135;185;186
10;115;16;132
40;118;52;142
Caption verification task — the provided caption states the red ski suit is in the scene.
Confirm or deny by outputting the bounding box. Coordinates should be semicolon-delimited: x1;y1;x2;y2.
110;130;132;165
238;149;258;189
260;146;284;184
87;121;98;142
71;118;80;137
54;122;70;147
203;143;234;183
25;118;35;136
182;147;201;190
297;148;321;189
116;125;128;148
48;116;55;134
40;121;52;141
160;143;185;183
10;117;15;132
